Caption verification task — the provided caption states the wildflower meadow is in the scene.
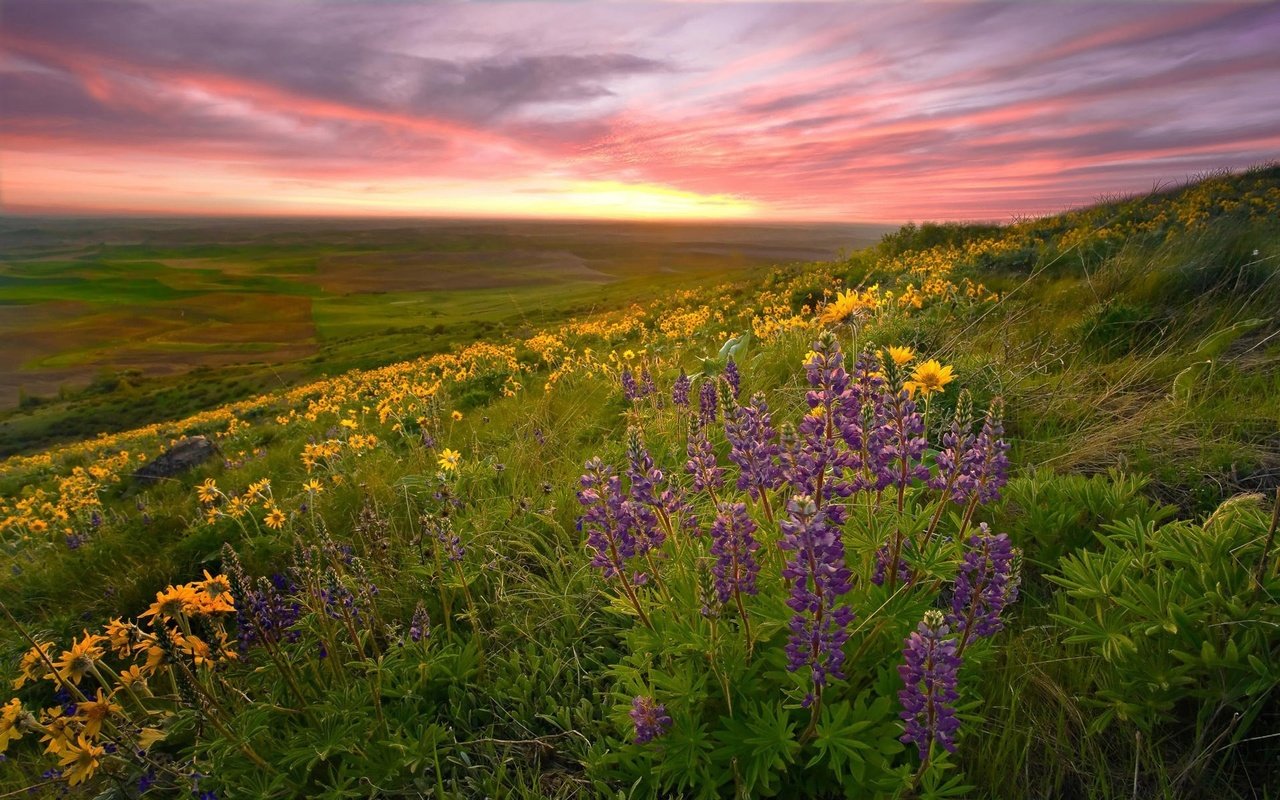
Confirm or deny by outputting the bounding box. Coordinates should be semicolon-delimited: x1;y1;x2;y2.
1;168;1278;798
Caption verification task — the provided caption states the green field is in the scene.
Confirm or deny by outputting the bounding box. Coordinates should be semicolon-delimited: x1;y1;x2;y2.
0;218;886;455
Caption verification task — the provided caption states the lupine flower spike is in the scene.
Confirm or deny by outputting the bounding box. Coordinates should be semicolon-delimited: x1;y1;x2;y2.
778;494;854;724
898;610;962;764
948;525;1019;654
630;695;672;744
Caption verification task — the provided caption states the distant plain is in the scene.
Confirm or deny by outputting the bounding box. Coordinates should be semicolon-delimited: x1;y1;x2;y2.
0;217;887;452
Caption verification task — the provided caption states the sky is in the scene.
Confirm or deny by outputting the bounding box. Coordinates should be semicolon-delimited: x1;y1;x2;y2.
2;1;1278;222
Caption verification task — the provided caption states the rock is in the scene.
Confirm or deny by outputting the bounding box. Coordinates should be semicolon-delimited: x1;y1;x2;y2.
135;436;218;484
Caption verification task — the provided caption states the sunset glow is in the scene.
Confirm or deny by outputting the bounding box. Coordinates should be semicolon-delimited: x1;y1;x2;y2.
2;1;1278;221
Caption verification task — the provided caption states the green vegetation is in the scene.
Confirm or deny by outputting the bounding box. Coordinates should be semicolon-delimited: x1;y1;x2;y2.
0;167;1278;798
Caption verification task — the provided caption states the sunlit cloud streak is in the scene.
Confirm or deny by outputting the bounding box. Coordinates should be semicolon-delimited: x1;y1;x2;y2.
2;1;1277;221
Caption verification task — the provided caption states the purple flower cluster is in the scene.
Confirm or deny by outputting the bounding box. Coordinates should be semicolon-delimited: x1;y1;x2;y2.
622;366;658;403
621;367;640;403
867;377;930;496
234;573;303;652
930;393;976;495
898;610;962;760
948;525;1019;643
630;696;673;744
685;421;724;494
698;379;718;427
434;519;465;563
641;367;657;400
408;602;430;643
778;495;855;699
724;357;741;398
626;426;685;549
672;370;691;408
709;502;761;604
958;400;1011;505
788;337;860;501
725;393;783;501
578;457;646;581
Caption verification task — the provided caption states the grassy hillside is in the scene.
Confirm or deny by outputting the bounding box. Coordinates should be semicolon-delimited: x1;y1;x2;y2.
0;166;1277;798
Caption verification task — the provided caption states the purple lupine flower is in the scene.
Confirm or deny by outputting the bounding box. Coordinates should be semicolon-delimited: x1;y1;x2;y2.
626;426;688;543
726;392;783;500
872;537;913;587
724;356;741;398
673;370;691;408
930;391;976;494
435;520;465;563
578;458;649;581
709;502;761;604
232;571;303;652
876;380;932;495
778;495;855;700
698;379;718;426
959;399;1010;505
640;367;656;399
831;348;881;480
788;336;859;502
685;420;724;494
408;602;430;643
625;427;662;508
630;696;673;744
898;610;962;759
948;525;1019;643
621;368;639;403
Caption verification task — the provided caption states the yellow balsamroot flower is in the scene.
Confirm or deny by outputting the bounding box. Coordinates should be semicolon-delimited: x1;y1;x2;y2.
74;688;121;738
39;707;74;755
886;346;915;367
451;410;464;421
117;664;148;688
50;633;107;686
141;585;201;622
264;505;287;530
1;698;24;752
905;359;955;398
103;618;141;659
59;734;105;787
438;448;462;472
302;478;324;494
196;478;219;505
196;571;235;614
12;641;53;690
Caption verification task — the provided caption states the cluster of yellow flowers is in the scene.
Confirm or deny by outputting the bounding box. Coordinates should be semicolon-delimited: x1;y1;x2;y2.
1;573;236;787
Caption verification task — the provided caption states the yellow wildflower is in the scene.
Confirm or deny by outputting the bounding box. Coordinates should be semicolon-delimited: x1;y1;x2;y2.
74;688;120;738
905;359;955;397
50;633;106;686
1;698;24;752
196;478;219;504
451;410;463;421
886;346;916;367
59;734;105;786
438;448;461;472
141;585;201;622
264;505;287;530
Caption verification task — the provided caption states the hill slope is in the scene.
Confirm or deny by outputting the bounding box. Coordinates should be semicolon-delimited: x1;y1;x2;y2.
0;166;1278;798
